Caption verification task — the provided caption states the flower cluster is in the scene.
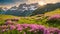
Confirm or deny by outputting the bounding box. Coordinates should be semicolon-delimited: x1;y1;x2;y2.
0;21;60;34
47;14;60;26
0;18;60;34
48;14;60;20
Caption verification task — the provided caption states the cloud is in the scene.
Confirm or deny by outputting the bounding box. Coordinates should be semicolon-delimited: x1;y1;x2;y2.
0;0;60;8
45;0;60;3
0;0;60;5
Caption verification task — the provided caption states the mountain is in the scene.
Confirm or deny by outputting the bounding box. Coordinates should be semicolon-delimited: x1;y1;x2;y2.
5;3;39;16
0;3;60;16
9;6;18;10
0;7;5;14
31;3;60;16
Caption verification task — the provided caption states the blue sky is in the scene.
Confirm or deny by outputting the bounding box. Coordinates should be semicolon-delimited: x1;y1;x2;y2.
0;0;27;5
0;0;28;8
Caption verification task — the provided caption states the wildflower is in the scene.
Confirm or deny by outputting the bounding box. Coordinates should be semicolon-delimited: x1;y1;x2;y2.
29;24;39;30
21;24;29;28
5;20;13;25
45;30;50;34
48;14;60;20
47;27;59;34
10;25;16;30
16;24;21;27
17;27;23;31
1;25;8;29
38;25;45;31
54;29;60;34
58;30;60;34
16;24;23;31
2;29;6;32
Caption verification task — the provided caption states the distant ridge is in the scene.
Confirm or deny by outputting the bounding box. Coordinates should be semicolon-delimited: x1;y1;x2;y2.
31;2;60;16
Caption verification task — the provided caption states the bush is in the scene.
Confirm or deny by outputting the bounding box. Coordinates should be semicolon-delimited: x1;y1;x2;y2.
46;14;60;27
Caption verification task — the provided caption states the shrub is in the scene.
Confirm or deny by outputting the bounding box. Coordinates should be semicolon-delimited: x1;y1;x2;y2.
47;14;60;27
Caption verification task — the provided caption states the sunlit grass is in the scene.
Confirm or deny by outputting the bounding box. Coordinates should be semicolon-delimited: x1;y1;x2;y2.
45;9;60;16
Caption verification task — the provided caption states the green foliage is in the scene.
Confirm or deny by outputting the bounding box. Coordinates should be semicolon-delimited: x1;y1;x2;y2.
47;19;60;27
1;30;23;34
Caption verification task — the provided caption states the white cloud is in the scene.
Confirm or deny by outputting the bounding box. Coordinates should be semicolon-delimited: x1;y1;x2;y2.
26;0;60;4
45;0;60;3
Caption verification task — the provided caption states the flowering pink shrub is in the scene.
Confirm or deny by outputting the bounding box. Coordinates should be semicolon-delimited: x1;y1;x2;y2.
10;25;16;30
0;23;60;34
47;14;60;26
48;14;60;20
0;18;60;34
16;24;23;31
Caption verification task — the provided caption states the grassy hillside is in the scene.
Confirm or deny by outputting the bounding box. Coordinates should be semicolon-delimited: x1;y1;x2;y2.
45;8;60;16
0;9;60;28
0;15;19;24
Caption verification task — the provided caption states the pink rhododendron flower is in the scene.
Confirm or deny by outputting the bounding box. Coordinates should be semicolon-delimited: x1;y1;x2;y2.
48;14;60;20
21;24;29;28
17;27;23;31
10;25;16;30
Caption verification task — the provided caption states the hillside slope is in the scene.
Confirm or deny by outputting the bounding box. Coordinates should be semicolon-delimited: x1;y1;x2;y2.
44;9;60;16
31;3;60;16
